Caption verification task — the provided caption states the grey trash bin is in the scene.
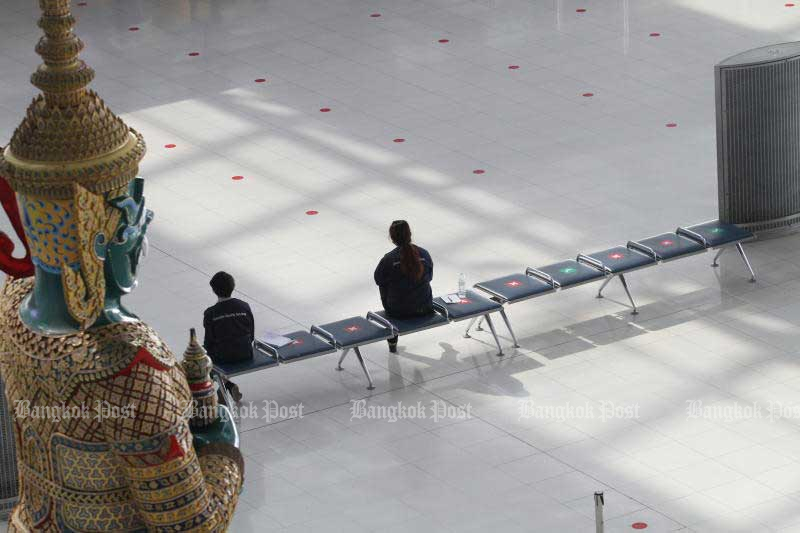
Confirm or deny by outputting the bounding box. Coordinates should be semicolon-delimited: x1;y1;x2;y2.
716;42;800;232
0;375;18;520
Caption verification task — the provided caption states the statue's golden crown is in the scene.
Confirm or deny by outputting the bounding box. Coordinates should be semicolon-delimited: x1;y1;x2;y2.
0;0;145;201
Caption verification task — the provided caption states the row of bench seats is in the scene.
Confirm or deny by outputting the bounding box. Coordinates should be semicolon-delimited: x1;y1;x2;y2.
212;220;755;403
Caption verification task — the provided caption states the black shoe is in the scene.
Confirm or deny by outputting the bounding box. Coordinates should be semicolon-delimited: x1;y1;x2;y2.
388;341;398;353
226;381;243;403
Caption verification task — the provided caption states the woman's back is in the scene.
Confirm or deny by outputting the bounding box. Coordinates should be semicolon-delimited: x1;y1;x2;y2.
374;245;433;317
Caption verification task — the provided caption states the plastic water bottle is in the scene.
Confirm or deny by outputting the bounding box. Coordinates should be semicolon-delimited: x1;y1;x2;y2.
458;273;466;298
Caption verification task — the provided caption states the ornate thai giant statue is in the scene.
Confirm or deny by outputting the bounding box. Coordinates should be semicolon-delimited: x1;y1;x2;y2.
0;1;243;531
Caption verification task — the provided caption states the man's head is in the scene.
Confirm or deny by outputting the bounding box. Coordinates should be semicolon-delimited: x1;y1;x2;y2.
210;271;235;299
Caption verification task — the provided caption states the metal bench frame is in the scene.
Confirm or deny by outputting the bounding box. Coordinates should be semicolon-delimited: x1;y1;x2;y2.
676;225;756;282
312;315;394;391
211;220;757;407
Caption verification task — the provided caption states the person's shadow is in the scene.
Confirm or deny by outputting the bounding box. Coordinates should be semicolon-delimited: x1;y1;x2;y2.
386;341;533;398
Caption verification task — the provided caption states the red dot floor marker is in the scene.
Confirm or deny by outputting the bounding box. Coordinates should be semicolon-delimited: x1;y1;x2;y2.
666;123;678;128
786;3;795;6
254;78;267;83
305;210;319;215
576;8;587;12
438;39;450;43
473;169;485;174
370;13;381;17
129;26;139;31
632;523;648;530
508;65;520;70
164;144;176;149
231;175;244;181
650;32;661;37
319;108;331;112
393;138;405;143
188;52;200;57
582;92;594;97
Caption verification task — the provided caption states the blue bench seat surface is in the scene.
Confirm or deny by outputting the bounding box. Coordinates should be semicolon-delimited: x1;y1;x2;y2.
433;290;502;321
258;330;336;363
316;316;393;348
586;246;656;273
475;273;554;303
634;233;705;261
535;260;605;288
375;310;449;335
684;220;754;247
215;348;278;377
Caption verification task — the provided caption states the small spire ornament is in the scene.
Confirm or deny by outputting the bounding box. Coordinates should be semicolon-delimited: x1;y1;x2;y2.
182;328;219;429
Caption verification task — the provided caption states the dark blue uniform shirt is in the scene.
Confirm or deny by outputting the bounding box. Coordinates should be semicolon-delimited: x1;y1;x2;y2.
374;246;434;318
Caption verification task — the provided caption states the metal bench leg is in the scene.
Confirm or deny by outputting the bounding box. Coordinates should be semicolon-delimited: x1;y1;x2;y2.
475;316;484;331
498;308;519;348
336;349;349;371
736;243;756;282
596;276;613;298
212;371;238;425
464;316;478;338
353;347;375;390
618;274;638;315
711;248;724;267
483;314;504;356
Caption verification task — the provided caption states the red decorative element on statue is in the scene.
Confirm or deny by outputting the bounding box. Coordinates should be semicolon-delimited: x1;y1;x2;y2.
189;380;213;392
164;435;186;461
114;347;171;377
0;176;34;278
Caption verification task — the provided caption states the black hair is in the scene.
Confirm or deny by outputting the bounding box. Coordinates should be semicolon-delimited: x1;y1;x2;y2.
210;271;235;298
389;220;423;281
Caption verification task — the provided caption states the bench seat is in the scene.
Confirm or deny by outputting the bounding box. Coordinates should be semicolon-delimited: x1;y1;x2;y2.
531;260;605;288
433;290;503;321
681;220;754;248
630;233;705;261
474;273;554;304
315;316;394;349
374;310;449;335
256;330;337;363
215;349;278;378
584;246;656;274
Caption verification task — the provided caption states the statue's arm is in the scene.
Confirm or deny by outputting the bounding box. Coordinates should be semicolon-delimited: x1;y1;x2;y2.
97;353;243;531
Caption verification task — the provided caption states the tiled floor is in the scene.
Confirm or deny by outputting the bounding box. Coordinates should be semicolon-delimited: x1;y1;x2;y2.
3;0;800;531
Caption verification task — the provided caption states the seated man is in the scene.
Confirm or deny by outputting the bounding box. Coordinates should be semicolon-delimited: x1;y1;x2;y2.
203;271;254;402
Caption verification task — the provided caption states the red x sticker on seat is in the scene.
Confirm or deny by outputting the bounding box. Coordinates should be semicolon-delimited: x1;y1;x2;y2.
459;298;472;304
344;325;361;333
291;338;304;345
609;252;624;259
505;280;522;287
660;240;674;246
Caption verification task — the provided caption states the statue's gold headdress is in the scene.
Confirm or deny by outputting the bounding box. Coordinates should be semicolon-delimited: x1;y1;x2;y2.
0;0;146;328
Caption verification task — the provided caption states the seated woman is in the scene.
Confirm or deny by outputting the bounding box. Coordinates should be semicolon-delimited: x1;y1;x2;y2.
374;220;434;352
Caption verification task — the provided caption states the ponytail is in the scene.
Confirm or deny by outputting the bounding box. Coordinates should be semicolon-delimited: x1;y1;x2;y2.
389;220;424;282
